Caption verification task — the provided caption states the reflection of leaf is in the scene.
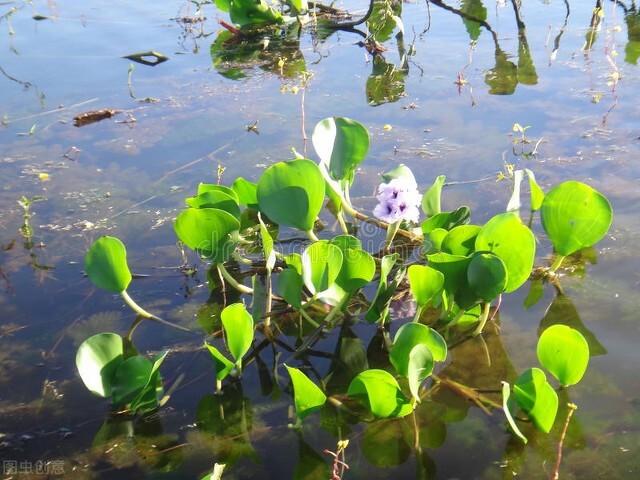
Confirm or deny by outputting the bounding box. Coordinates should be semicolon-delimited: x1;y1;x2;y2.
366;56;406;106
293;436;330;480
485;48;517;95
517;38;538;85
367;0;403;42
460;0;487;41
362;419;411;467
539;294;607;356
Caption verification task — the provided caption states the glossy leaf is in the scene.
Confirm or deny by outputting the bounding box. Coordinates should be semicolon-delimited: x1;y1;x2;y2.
513;367;558;433
205;342;235;381
347;369;413;418
301;241;343;294
525;169;544;211
186;190;241;218
221;303;254;366
174;208;240;263
85;236;132;293
390;323;447;377
467;252;508;302
258;213;276;272
76;332;124;398
426;252;470;295
475;212;535;292
421;206;471;234
422;175;446;216
334;247;375;292
285;365;327;420
408;344;434;403
441;224;481;256
197;183;239;202
408;264;444;308
257;159;325;231
111;356;154;406
312;117;369;184
541;181;612;256
537;325;590;386
278;268;303;309
501;381;528;444
231;177;258;206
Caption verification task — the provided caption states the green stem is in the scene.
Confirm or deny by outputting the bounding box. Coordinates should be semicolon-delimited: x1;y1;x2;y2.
550;255;566;272
120;290;191;332
218;264;254;294
473;302;492;336
299;307;320;328
264;271;273;328
324;295;351;327
306;229;319;241
336;210;349;234
412;305;425;323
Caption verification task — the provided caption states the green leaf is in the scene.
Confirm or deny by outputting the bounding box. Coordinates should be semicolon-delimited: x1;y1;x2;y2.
525;169;544;211
186;190;241;218
427;228;448;251
334;246;375;292
537;325;590;386
381;164;416;184
75;332;124;398
257;159;325;231
347;369;414;418
407;264;444;308
421;206;471;234
466;252;508;302
501;381;528;444
221;303;254;366
229;0;283;27
197;183;239;203
390;322;447;377
407;344;434;403
541;181;612;256
205;342;235;381
422;175;446;216
365;254;404;323
85;236;132;293
174;208;240;263
285;365;327;420
441;225;481;256
329;234;362;251
312;117;369;184
475;212;536;293
513;367;558;433
111;355;154;406
287;0;308;15
278;268;303;309
426;252;471;295
258;213;276;272
301;241;343;294
231;177;258;207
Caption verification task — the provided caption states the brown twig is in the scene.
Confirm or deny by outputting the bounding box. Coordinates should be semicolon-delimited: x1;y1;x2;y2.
550;403;578;480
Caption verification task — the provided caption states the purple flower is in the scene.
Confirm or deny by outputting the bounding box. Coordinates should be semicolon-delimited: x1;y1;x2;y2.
373;177;422;224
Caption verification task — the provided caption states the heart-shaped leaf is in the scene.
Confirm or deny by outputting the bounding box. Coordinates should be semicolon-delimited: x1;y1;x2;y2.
111;355;154;406
525;169;544;211
390;322;447;377
421;206;471;234
186;190;240;218
426;252;471;295
407;264;444;308
231;177;258;207
221;303;254;366
312;117;369;184
541;181;612;256
85;236;132;293
302;241;343;294
257;159;325;231
537;325;590;386
278;268;303;309
204;342;235;381
174;208;240;263
441;225;481;256
347;369;413;418
197;183;239;202
475;212;535;293
285;365;327;420
329;238;375;292
467;252;508;302
512;367;558;433
76;332;124;398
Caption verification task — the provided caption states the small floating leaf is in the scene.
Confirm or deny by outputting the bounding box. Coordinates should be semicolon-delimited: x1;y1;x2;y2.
513;367;558;433
174;208;240;263
85;236;132;293
537;325;590;386
390;323;447;377
221;303;254;366
407;264;444;308
285;365;327;420
540;181;612;256
76;332;124;398
475;212;535;292
347;369;413;418
312;117;370;184
186;190;241;218
257;159;325;231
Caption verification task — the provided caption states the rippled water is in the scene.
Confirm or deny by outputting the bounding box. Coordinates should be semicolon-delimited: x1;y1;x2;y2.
1;0;639;478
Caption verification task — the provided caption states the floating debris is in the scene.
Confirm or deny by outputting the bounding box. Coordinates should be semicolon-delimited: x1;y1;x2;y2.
73;109;120;127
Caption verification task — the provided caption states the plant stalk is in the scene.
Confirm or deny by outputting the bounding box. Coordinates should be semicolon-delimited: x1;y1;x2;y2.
306;229;320;241
550;255;566;272
217;263;254;294
120;290;191;332
472;302;492;336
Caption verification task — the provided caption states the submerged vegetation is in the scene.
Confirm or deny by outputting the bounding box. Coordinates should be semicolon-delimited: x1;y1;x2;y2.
76;116;612;474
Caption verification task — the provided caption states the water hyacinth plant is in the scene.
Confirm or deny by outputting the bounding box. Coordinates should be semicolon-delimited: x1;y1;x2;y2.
76;116;612;459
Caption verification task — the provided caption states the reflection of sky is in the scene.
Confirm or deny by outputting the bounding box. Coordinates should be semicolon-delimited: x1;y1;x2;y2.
0;1;640;477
